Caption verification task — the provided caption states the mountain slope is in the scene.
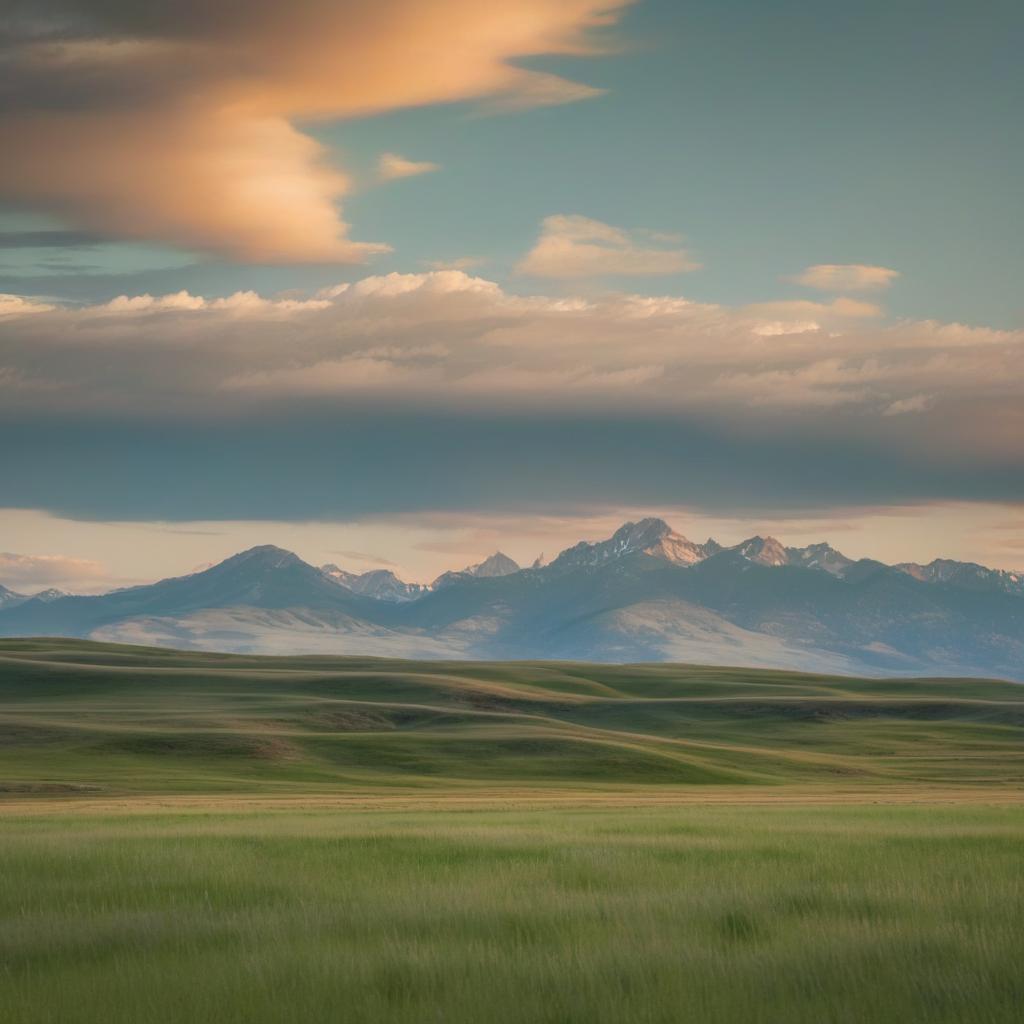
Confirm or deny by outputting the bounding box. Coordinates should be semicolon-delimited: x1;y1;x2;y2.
432;551;521;589
0;546;380;638
895;558;1024;595
0;584;28;610
321;565;427;602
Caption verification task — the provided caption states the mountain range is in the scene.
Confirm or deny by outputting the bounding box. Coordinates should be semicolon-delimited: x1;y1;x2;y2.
1;518;1022;678
0;585;67;609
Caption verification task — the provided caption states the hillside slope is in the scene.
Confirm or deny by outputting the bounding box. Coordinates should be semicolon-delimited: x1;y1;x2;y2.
2;639;1022;797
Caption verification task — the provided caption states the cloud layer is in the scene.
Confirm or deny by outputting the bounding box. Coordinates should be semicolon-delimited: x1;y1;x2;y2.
1;271;1021;466
0;1;633;261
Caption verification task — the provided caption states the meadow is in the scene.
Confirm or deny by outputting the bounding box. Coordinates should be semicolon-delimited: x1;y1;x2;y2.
2;640;1023;1022
3;802;1024;1024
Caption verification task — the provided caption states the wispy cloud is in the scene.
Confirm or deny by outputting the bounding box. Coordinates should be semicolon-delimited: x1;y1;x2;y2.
328;550;399;568
883;393;934;416
378;153;440;181
791;264;901;291
423;257;484;271
516;215;700;278
0;551;106;591
0;231;103;250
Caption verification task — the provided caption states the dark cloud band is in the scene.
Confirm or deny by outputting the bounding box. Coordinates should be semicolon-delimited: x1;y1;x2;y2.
2;410;1020;523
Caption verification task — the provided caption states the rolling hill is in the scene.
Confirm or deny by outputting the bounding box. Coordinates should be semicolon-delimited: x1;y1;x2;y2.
2;639;1023;796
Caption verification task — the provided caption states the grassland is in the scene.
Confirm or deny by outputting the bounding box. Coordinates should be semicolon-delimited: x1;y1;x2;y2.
2;640;1023;1022
2;638;1024;795
3;802;1024;1024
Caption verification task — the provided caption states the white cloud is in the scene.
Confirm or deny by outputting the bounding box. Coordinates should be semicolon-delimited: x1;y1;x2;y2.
792;264;901;291
96;290;331;316
378;153;441;181
515;215;700;278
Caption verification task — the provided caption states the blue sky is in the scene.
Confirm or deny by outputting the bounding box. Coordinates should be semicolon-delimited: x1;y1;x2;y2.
0;0;1022;590
2;0;1020;325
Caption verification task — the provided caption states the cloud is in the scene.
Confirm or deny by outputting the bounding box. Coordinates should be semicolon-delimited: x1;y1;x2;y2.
743;296;884;326
516;215;700;278
883;393;934;416
423;257;485;271
0;293;54;317
480;69;608;111
378;153;440;181
0;231;102;250
792;264;901;291
2;271;1022;475
0;1;633;262
329;550;399;568
0;551;105;591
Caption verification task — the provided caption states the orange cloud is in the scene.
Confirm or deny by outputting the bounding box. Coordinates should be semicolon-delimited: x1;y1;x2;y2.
516;215;699;278
791;264;901;291
0;1;633;263
378;153;441;181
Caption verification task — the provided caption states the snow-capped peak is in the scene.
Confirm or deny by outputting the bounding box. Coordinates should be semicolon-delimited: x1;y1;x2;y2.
733;536;790;567
549;518;714;571
321;564;426;603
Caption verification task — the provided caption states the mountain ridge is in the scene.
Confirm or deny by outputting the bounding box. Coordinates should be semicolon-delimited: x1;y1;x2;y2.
1;520;1021;678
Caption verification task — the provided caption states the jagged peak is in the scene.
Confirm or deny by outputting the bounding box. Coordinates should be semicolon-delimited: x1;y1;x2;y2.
549;518;710;570
734;535;789;566
359;568;403;582
431;550;521;590
469;552;521;577
894;558;1023;592
611;518;672;546
786;541;853;576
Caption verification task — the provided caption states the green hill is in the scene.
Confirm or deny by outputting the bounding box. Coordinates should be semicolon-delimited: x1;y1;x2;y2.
2;638;1023;796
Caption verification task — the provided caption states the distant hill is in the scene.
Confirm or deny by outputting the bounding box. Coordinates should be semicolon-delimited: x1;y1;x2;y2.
1;520;1022;678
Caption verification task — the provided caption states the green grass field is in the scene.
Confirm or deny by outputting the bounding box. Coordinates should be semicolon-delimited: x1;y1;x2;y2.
3;638;1024;795
2;640;1023;1022
3;803;1024;1024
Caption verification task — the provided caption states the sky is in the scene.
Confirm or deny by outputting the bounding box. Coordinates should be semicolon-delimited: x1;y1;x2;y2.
1;0;1022;592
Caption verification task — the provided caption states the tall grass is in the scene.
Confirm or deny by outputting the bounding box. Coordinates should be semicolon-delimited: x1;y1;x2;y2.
2;803;1022;1023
